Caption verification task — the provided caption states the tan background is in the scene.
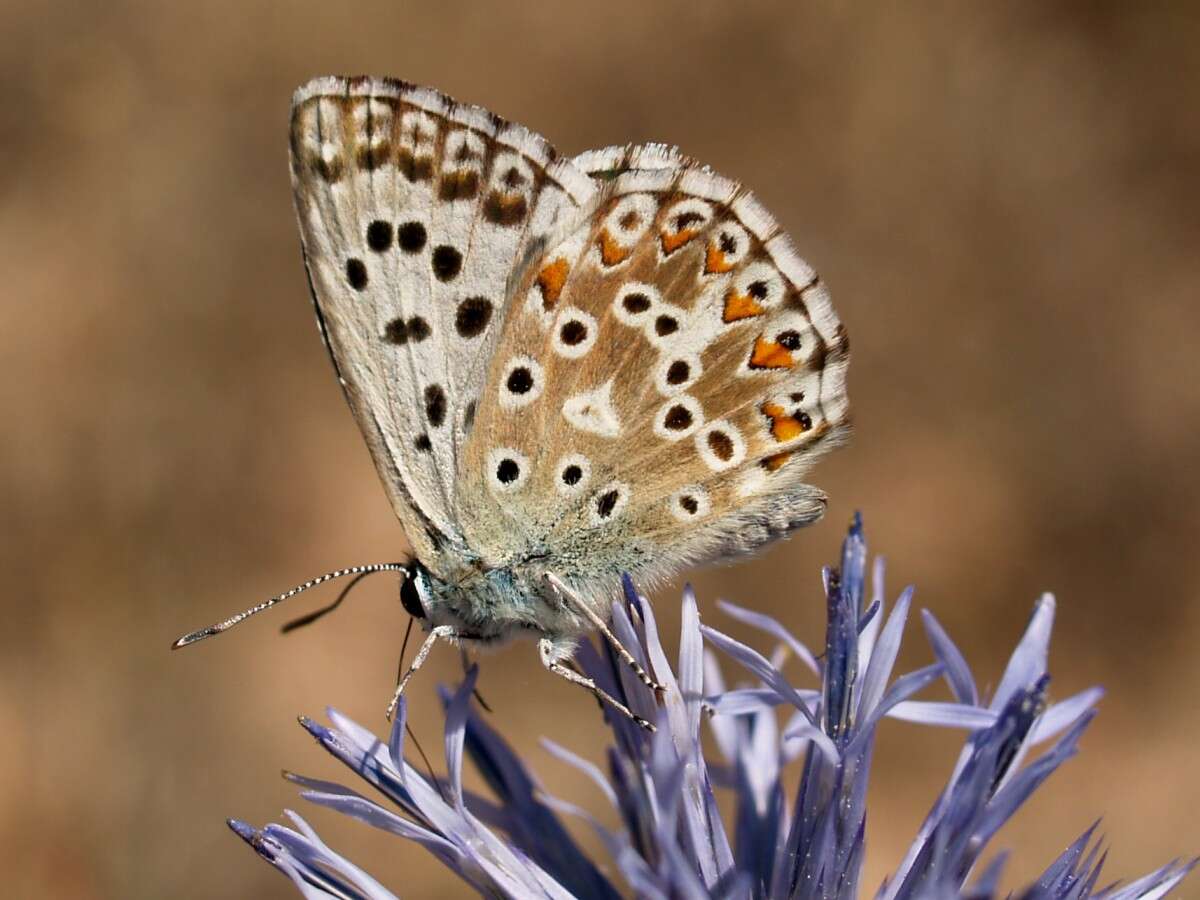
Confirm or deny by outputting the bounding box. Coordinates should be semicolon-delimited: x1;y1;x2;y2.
3;2;1198;897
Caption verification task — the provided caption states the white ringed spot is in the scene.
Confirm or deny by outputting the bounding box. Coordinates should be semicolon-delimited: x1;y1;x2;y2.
670;485;711;521
499;356;544;409
487;447;530;494
552;307;599;359
653;395;705;441
695;420;746;471
554;453;592;497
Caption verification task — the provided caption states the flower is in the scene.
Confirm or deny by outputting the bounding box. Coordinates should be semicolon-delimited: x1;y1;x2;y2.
230;515;1195;899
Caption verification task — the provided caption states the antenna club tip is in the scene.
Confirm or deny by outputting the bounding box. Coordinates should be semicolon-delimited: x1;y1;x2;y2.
171;628;217;650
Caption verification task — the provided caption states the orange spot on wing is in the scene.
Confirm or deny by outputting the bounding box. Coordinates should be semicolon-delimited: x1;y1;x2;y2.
723;289;765;323
763;450;794;471
536;258;569;309
660;227;698;255
761;401;810;442
704;242;734;274
749;337;794;370
598;230;632;266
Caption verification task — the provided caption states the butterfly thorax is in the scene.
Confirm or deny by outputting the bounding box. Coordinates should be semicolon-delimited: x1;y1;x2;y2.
417;555;593;645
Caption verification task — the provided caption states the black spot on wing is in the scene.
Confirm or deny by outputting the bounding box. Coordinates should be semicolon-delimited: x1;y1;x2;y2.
346;258;368;290
424;385;447;428
398;221;427;253
432;245;462;281
366;220;393;252
455;297;493;338
595;489;620;519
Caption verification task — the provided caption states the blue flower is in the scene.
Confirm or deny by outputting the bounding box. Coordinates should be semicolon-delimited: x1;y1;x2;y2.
230;515;1195;899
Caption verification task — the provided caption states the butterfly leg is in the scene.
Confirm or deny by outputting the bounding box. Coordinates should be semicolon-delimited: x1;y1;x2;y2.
538;638;655;732
544;573;667;699
386;624;457;720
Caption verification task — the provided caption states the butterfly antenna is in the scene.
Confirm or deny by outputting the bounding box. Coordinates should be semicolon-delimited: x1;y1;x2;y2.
172;563;411;649
280;571;372;634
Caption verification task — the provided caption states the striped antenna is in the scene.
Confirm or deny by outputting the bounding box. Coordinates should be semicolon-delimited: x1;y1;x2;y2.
171;563;410;649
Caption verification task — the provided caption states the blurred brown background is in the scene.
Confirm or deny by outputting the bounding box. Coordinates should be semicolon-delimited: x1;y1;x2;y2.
3;2;1198;897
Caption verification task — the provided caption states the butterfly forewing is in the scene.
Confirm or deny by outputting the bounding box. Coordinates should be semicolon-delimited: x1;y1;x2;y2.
461;152;849;595
289;77;596;564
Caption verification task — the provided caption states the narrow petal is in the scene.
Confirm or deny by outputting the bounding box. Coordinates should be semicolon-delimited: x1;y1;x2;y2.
716;600;821;676
991;594;1056;710
886;701;996;730
921;609;979;706
856;586;914;722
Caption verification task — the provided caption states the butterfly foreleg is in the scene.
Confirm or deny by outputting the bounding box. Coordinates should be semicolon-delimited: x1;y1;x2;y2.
543;573;666;699
537;638;654;732
386;624;457;721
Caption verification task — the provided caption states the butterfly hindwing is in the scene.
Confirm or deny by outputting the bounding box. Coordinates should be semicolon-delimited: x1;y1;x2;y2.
289;77;596;561
460;152;849;598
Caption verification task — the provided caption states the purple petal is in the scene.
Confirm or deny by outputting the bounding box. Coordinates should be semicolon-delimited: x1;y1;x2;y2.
541;738;618;807
991;594;1055;710
700;625;818;723
703;649;740;762
701;624;838;763
1028;686;1104;746
886;701;997;730
442;665;478;809
856;586;914;721
921;609;978;706
716;599;820;676
679;586;706;735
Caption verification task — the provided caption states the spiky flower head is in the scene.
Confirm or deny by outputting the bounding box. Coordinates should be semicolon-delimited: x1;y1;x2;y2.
231;516;1195;899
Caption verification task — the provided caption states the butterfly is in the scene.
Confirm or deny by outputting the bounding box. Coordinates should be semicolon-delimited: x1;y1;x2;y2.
174;76;850;729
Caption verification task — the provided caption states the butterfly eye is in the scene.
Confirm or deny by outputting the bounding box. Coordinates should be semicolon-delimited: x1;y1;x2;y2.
400;565;430;619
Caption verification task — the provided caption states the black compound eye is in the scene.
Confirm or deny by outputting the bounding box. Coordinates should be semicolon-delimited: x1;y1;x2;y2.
400;569;428;619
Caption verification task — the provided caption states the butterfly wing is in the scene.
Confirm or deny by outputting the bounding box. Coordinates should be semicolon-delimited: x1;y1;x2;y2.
459;154;849;600
289;77;596;561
